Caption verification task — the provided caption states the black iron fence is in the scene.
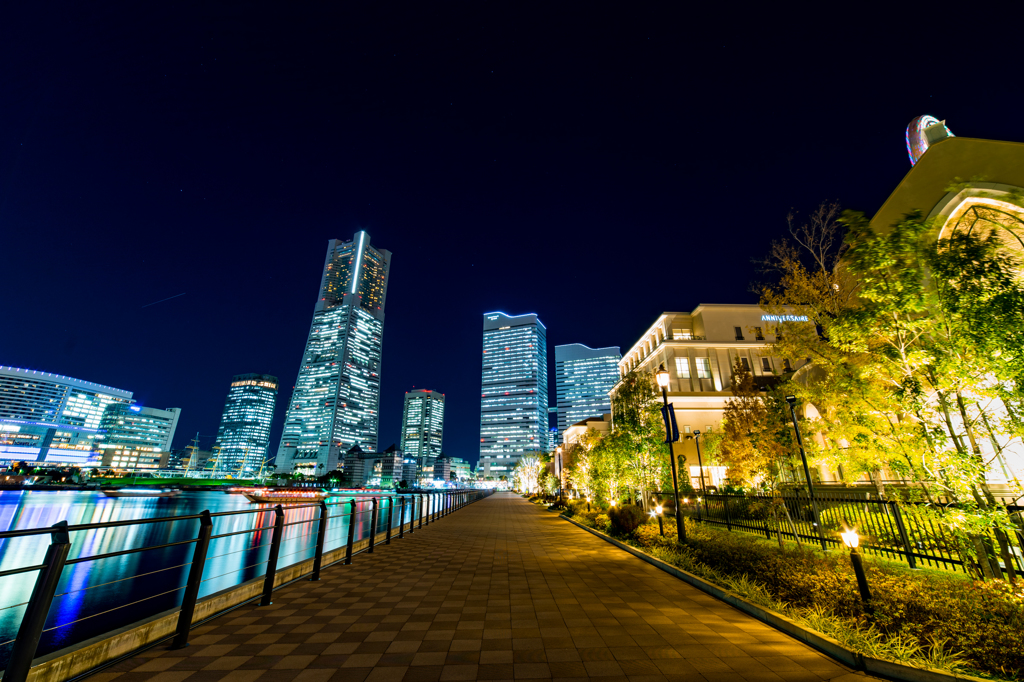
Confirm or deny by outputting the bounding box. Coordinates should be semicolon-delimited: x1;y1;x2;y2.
0;489;489;682
676;491;1024;575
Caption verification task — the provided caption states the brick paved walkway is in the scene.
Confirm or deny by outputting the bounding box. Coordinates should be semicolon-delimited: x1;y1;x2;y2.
94;492;877;682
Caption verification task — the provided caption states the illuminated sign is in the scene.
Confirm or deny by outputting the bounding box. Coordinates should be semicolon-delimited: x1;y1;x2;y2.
761;314;809;322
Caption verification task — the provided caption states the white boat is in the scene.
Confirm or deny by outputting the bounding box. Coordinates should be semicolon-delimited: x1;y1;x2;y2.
102;486;181;498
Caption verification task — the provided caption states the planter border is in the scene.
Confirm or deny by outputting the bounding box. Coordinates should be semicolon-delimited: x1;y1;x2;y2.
559;514;992;682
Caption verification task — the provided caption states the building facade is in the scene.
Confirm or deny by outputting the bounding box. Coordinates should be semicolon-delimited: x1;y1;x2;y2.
213;374;278;475
617;305;799;489
555;344;620;443
96;405;181;470
275;232;392;474
479;312;548;479
400;389;444;461
0;366;134;467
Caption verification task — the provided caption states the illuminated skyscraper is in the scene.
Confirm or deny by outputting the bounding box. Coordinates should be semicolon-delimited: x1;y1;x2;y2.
213;374;278;474
479;312;547;479
400;389;444;479
275;232;391;474
555;344;621;442
97;404;181;470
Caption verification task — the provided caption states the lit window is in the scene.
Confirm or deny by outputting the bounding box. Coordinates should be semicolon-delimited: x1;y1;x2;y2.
705;425;714;433
672;328;693;340
696;358;711;379
675;357;690;378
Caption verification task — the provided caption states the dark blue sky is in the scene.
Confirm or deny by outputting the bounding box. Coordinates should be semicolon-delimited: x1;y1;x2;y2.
3;3;1023;466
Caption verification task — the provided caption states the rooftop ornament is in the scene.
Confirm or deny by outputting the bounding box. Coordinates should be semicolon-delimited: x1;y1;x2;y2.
906;115;954;166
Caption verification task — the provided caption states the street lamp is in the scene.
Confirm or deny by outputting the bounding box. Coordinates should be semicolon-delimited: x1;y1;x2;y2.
785;395;827;551
693;430;708;521
841;528;873;616
656;364;686;543
556;446;563;507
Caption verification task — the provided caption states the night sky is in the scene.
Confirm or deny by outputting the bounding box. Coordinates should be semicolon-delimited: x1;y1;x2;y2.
3;4;1023;467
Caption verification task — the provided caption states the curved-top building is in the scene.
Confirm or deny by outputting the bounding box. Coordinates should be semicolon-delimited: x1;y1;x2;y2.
0;365;132;465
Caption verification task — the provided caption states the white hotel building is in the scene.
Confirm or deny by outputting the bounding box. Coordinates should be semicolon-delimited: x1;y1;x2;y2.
616;304;805;487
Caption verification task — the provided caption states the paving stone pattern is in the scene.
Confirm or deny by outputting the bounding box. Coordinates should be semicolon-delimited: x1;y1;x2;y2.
92;492;881;682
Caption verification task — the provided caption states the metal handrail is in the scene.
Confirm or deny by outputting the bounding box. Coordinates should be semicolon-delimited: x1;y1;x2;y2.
0;488;491;682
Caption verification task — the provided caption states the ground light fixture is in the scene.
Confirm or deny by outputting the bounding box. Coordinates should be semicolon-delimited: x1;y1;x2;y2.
656;363;686;543
653;504;665;536
841;527;874;616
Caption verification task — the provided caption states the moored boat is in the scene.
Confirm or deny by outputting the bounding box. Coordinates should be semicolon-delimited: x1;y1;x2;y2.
102;486;181;498
242;489;327;503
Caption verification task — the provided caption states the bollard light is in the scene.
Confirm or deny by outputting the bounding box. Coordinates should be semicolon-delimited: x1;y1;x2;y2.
841;527;873;617
654;504;665;536
610;499;617;507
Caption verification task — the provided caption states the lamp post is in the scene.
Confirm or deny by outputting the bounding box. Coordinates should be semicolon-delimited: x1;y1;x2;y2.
693;430;707;521
556;446;563;507
785;395;827;551
841;528;873;616
656;364;686;543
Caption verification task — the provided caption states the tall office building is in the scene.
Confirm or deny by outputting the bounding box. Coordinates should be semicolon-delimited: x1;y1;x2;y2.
275;232;391;474
555;344;621;442
479;312;548;479
400;389;444;476
213;374;278;475
0;365;133;466
96;404;181;470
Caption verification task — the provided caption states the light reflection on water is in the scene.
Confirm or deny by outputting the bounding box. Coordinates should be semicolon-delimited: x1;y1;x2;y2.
0;490;417;668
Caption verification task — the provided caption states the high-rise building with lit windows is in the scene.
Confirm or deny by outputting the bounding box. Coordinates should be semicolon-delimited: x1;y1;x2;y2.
555;344;621;442
401;389;444;478
0;365;133;466
275;232;391;474
479;312;547;479
96;404;181;470
213;374;278;475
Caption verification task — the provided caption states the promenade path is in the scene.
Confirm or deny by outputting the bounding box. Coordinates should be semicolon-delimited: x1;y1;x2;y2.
94;493;878;682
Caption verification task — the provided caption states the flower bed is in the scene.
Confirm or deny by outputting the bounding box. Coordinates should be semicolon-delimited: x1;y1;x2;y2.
564;501;1024;680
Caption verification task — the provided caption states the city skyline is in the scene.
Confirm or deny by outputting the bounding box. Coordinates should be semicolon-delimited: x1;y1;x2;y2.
554;343;621;443
3;5;1014;467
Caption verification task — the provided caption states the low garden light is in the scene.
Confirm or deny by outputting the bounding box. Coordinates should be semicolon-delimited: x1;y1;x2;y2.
610;499;617;507
841;527;873;617
586;496;592;512
654;504;665;536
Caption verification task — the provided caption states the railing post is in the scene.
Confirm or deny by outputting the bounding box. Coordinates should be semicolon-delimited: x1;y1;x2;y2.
345;499;356;564
399;497;406;539
310;501;329;581
171;511;213;648
890;502;918;569
408;495;414;534
6;521;72;682
368;497;379;553
419;494;425;528
723;497;732;532
386;496;395;544
260;505;285;606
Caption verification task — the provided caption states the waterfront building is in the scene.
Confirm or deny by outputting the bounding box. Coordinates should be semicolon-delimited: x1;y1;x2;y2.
555;344;620;443
275;232;392;475
479;312;548;479
451;456;471;481
213;374;278;475
617;305;796;489
0;366;133;467
400;389;444;473
343;444;403;488
95;405;181;470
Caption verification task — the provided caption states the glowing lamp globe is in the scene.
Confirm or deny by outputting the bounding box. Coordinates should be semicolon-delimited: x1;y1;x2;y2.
655;505;663;515
656;364;670;388
841;529;860;549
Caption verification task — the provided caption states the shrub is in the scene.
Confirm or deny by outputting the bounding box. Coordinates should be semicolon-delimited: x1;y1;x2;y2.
608;504;647;535
594;513;610;531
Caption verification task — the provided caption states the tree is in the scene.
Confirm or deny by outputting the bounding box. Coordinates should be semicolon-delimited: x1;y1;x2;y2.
719;361;793;489
610;370;669;508
512;456;542;493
